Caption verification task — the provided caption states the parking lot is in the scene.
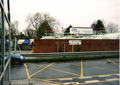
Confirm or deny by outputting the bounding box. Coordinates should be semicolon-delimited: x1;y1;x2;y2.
11;58;119;85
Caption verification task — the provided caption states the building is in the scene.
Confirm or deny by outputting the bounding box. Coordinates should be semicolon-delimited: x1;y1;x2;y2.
35;26;119;53
34;33;119;53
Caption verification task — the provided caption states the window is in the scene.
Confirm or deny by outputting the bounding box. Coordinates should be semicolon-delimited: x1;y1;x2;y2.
0;0;11;85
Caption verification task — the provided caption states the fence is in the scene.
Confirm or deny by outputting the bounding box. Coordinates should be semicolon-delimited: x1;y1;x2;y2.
20;50;119;57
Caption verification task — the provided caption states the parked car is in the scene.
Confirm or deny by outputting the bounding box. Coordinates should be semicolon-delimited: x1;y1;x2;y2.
5;53;25;65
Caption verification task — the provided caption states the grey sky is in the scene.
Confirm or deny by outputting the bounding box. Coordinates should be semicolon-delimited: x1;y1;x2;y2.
10;0;119;32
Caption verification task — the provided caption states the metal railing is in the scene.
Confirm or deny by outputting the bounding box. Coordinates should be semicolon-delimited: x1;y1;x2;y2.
20;50;119;57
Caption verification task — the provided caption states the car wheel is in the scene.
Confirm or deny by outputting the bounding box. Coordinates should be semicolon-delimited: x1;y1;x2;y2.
14;59;20;65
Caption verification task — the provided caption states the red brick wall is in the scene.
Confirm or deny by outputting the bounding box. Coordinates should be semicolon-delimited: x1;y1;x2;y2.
34;39;119;53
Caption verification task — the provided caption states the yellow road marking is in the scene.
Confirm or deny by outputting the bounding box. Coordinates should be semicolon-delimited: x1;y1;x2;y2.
59;62;118;72
30;62;55;77
32;78;64;84
72;79;120;85
28;63;80;76
85;60;106;63
83;65;118;71
107;59;120;67
32;75;120;85
88;73;119;78
81;60;83;77
26;62;119;81
46;73;119;80
24;63;30;79
58;62;80;66
50;68;80;76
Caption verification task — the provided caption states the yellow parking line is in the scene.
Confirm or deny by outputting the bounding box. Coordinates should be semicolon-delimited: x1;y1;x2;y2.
28;63;80;76
30;62;55;77
58;62;80;66
24;63;30;79
85;60;106;63
32;78;64;84
81;60;83;77
83;65;118;72
50;68;80;76
107;59;120;67
26;62;119;81
59;62;118;72
46;73;119;80
72;79;120;85
84;73;120;78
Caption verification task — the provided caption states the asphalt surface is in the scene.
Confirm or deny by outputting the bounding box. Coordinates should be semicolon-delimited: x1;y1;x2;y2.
9;57;119;85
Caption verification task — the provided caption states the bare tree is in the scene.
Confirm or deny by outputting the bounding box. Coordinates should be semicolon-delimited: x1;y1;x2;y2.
23;25;36;39
10;21;19;38
105;22;119;33
11;20;19;36
26;13;43;31
43;12;61;31
25;12;61;38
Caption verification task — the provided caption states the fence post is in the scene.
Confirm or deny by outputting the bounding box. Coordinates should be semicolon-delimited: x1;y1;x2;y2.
14;37;17;53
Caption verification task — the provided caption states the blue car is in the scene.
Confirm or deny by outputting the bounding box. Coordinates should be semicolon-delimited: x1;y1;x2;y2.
5;53;25;65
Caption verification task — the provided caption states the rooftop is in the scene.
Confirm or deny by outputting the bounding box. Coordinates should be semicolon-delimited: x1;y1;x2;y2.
41;33;120;39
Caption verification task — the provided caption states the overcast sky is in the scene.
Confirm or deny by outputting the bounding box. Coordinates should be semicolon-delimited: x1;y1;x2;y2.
10;0;119;32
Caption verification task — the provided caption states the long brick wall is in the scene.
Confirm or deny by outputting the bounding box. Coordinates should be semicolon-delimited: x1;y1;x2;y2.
34;39;119;53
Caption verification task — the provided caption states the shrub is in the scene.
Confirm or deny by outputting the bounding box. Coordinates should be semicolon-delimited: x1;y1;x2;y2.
24;55;118;63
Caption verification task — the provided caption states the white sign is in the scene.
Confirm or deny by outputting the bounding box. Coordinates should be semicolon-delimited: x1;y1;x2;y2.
69;40;81;45
70;28;93;34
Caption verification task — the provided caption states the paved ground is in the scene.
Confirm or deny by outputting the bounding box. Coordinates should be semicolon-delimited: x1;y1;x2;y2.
9;57;119;85
11;50;32;54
